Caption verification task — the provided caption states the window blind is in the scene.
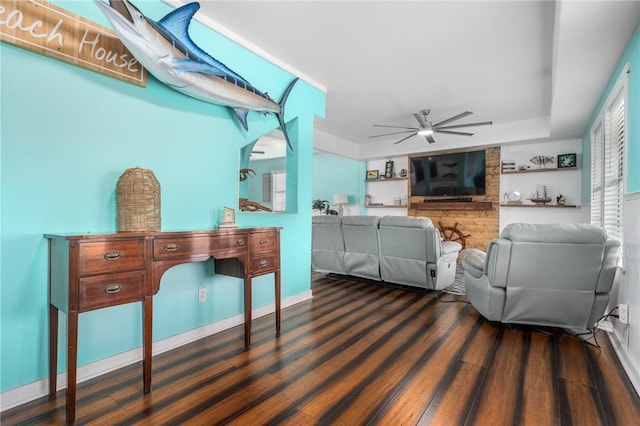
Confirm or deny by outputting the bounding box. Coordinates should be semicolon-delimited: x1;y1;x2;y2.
590;122;603;226
603;93;624;243
272;170;286;212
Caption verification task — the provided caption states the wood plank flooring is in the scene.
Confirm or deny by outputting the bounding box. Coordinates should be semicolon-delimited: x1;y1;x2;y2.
3;272;640;425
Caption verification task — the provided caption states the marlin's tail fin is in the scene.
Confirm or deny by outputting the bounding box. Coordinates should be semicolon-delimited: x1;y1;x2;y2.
277;78;299;150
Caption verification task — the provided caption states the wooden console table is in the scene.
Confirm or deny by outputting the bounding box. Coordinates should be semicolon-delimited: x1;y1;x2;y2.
45;228;281;423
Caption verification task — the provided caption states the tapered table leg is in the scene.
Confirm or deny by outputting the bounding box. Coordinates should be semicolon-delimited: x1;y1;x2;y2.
244;277;252;348
143;297;153;393
48;304;58;397
66;310;78;424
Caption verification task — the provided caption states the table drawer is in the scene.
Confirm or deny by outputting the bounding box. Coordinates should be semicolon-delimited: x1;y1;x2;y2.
154;234;248;259
250;231;277;252
251;254;278;275
79;270;144;311
79;240;144;275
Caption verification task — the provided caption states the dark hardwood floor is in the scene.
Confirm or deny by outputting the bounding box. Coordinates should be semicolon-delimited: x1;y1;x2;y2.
4;272;640;425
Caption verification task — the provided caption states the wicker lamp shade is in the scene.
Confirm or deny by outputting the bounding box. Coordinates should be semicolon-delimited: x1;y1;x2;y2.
116;167;161;232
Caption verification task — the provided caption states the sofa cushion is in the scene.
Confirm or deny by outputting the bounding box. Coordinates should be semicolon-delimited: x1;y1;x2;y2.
501;223;607;244
379;216;434;228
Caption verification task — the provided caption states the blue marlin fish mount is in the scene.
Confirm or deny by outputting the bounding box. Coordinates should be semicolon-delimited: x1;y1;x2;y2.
94;0;298;149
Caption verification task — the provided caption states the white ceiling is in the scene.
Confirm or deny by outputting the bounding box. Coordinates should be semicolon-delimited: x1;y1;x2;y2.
171;0;640;159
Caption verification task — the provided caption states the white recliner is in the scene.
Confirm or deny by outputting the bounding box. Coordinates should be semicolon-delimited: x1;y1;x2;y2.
460;223;620;331
378;216;461;290
311;215;346;274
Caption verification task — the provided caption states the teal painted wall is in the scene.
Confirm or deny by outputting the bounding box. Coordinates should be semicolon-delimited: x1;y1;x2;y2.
0;0;325;392
582;25;640;199
312;152;366;212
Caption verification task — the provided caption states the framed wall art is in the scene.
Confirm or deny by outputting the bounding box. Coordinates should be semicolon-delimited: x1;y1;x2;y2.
262;173;271;202
366;170;379;180
558;153;577;168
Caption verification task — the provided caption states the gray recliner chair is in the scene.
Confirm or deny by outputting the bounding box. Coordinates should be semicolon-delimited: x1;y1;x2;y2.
342;215;381;280
311;215;346;274
378;216;461;290
460;223;620;331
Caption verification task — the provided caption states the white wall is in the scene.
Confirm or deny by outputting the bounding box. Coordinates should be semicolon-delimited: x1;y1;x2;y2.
499;139;587;231
364;156;409;216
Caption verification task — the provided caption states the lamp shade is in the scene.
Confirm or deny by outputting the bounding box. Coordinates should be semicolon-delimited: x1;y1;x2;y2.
333;193;348;204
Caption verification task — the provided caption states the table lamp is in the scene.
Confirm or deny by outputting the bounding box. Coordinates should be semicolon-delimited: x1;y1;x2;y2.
333;193;348;215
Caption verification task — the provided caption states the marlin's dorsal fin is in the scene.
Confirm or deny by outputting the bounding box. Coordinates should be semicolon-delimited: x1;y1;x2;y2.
233;108;250;131
158;2;200;42
158;2;252;87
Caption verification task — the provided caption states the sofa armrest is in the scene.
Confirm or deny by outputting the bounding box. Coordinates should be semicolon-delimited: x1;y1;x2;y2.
460;248;485;278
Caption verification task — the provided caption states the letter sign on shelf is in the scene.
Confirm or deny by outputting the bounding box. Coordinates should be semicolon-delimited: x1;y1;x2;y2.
0;0;146;86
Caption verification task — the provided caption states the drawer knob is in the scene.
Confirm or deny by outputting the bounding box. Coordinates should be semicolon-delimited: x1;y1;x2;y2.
259;259;268;267
104;252;121;261
259;239;268;245
105;285;122;294
164;243;178;252
237;239;246;246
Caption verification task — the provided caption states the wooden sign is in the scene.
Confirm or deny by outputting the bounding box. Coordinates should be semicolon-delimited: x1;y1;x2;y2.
0;0;146;86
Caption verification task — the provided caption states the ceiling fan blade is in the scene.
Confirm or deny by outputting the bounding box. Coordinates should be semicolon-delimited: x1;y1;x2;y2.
393;132;418;145
425;134;436;144
432;111;473;127
373;124;419;130
369;130;417;138
413;113;428;128
434;129;474;136
435;121;493;130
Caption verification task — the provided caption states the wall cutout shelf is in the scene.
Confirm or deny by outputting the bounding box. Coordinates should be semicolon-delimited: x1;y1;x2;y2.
365;177;408;182
499;204;577;208
501;167;577;175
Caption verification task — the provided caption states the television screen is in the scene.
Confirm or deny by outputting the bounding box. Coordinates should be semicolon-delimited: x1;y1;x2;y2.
410;150;486;196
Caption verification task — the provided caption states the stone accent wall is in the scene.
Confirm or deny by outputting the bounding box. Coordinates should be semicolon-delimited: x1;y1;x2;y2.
408;147;500;252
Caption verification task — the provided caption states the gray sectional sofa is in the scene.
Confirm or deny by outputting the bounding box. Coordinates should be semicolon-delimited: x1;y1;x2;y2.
312;215;462;290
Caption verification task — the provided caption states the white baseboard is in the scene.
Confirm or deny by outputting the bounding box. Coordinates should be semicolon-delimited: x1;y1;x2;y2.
0;290;312;412
607;329;640;396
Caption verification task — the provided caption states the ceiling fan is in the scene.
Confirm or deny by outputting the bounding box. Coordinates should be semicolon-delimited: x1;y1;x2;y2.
370;109;492;145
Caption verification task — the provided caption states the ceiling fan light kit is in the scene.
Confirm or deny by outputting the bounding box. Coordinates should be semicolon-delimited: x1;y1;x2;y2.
370;109;493;145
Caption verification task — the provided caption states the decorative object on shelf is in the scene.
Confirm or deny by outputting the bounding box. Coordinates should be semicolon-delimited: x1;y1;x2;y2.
501;160;516;172
219;206;238;228
312;199;338;215
399;168;408;177
558;153;577;168
239;168;256;181
95;0;298;149
503;191;522;205
529;155;555;168
528;185;552;205
384;160;394;178
517;165;530;171
365;194;372;206
556;194;565;206
366;170;379;180
438;222;471;250
116;167;160;232
333;193;348;215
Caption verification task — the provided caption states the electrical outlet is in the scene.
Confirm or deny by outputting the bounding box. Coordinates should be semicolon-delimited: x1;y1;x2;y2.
618;304;629;324
198;287;206;303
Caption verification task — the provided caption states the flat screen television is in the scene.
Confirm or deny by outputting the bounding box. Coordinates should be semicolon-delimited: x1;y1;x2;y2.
410;150;486;197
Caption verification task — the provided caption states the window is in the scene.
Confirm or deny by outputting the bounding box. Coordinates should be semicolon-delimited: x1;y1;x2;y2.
590;66;626;247
272;170;286;212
